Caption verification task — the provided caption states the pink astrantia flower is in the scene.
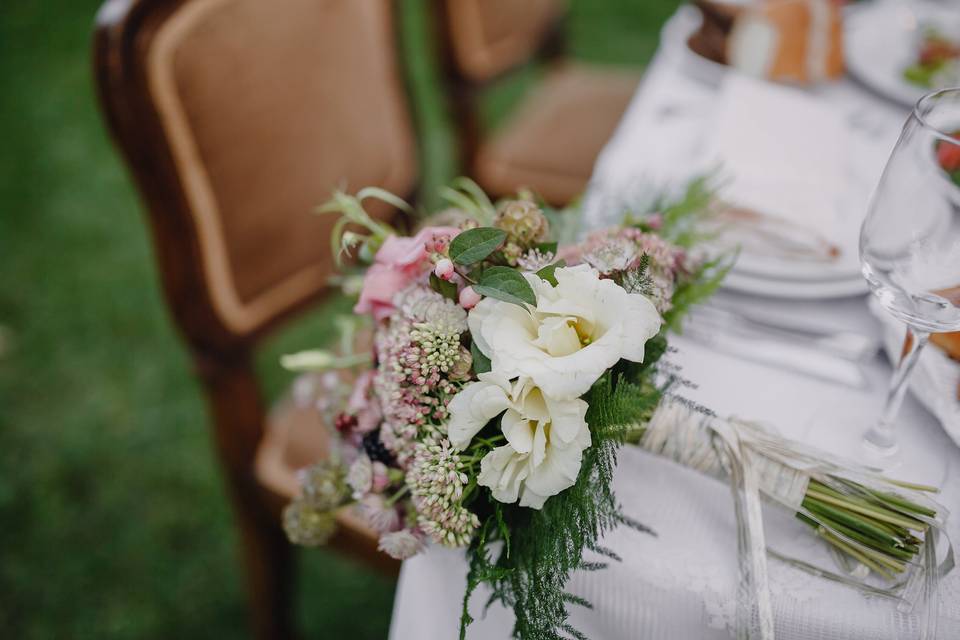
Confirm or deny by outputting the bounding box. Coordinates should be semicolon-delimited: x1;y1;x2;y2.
347;370;381;434
355;226;458;320
371;461;391;493
377;529;424;560
359;494;401;533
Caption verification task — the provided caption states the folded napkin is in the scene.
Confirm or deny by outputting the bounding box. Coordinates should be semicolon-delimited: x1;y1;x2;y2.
707;75;848;234
581;13;907;263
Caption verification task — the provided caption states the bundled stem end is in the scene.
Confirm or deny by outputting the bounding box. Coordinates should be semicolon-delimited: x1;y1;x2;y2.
797;475;939;582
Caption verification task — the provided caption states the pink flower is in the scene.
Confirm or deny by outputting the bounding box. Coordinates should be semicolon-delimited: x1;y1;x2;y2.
347;371;382;433
556;242;583;265
355;227;458;320
378;529;424;560
359;495;401;533
459;286;481;310
371;461;391;492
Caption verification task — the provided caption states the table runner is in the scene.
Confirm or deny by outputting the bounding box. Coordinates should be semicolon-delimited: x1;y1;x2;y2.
388;8;960;639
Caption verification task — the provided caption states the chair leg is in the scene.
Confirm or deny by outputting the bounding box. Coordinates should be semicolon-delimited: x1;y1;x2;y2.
230;479;295;640
197;352;295;640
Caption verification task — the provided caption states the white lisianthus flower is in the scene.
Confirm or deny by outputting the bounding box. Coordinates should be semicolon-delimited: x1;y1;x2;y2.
468;264;661;400
447;373;590;509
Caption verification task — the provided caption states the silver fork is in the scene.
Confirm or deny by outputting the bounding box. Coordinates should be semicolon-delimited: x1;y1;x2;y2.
690;303;880;362
680;304;879;389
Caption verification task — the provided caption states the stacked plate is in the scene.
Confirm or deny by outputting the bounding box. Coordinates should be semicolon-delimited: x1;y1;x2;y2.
697;75;879;301
723;241;868;300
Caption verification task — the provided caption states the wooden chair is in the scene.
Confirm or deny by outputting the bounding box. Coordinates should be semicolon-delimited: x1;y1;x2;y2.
93;0;411;637
434;0;643;206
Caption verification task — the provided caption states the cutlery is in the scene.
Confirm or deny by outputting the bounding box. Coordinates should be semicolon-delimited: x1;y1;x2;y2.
692;303;880;362
680;318;870;389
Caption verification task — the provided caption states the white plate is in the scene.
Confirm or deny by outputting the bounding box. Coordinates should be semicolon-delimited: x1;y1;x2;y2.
722;270;869;299
732;250;861;282
845;0;960;108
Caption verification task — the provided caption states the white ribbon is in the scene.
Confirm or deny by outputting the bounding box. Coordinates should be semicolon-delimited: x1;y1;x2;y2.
643;399;779;640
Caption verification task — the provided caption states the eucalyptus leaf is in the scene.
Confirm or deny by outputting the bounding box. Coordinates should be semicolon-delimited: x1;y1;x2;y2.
470;340;491;374
474;266;536;307
536;241;558;255
535;260;566;287
449;228;507;265
430;272;459;302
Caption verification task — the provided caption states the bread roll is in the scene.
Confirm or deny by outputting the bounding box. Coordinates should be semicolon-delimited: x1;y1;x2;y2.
694;0;845;83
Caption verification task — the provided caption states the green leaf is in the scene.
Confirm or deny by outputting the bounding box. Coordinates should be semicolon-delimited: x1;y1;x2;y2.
494;502;511;558
470;340;491;374
638;332;668;374
466;264;486;282
536;241;558;254
535;260;565;286
355;186;413;214
449;227;507;265
430;272;459;302
474;266;536;307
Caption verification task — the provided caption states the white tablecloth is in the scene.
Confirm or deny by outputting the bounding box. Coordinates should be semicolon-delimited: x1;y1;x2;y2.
388;9;960;639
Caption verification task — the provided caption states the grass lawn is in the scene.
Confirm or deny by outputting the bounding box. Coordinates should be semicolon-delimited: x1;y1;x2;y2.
0;0;679;637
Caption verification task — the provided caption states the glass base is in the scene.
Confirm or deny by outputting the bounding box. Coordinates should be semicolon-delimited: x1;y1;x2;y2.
803;404;947;488
861;426;901;471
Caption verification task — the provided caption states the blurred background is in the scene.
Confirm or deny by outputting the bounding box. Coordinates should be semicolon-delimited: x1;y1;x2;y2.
0;1;681;637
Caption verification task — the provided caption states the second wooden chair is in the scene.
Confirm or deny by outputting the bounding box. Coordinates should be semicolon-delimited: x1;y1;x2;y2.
435;0;641;206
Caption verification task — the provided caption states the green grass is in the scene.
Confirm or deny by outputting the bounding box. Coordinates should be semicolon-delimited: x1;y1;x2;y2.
0;1;677;637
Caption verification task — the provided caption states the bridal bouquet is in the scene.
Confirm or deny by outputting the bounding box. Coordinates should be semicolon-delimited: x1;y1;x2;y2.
282;180;947;640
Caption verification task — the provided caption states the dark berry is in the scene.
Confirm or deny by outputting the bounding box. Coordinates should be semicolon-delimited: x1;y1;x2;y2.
362;429;395;465
334;412;357;434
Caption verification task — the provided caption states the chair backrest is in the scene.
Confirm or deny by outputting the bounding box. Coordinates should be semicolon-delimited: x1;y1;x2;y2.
95;0;418;355
438;0;567;84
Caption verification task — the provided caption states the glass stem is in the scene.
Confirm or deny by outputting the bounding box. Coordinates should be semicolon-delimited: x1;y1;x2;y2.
863;327;930;455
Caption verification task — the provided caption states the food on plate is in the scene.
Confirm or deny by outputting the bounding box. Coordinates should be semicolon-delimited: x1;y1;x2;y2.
904;28;960;89
931;332;960;362
935;130;960;187
691;0;844;83
929;332;960;402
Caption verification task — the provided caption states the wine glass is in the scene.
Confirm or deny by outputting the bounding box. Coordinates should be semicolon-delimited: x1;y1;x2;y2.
860;87;960;460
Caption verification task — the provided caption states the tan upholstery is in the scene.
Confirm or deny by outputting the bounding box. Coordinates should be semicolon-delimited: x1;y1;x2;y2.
147;0;417;335
255;398;391;572
445;0;566;82
255;399;329;499
255;398;380;542
475;65;640;206
97;2;409;629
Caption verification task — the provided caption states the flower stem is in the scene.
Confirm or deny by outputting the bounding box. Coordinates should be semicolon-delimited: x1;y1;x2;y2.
385;485;409;507
818;528;898;579
454;266;478;284
804;488;926;531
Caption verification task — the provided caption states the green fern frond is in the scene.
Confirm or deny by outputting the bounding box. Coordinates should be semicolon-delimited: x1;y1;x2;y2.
460;372;661;639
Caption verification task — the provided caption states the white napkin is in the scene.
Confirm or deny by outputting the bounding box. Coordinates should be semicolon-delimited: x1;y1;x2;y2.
707;75;849;234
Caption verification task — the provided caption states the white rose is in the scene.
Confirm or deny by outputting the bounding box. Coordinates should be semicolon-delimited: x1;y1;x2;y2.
447;373;590;509
468;264;661;400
